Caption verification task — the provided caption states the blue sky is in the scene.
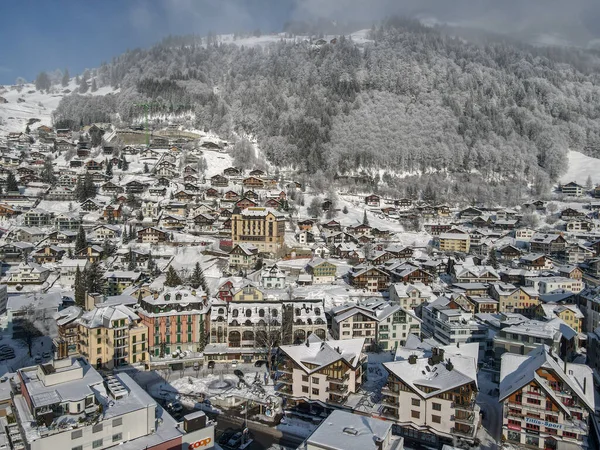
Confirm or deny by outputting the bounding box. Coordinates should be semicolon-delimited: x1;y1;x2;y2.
0;0;297;84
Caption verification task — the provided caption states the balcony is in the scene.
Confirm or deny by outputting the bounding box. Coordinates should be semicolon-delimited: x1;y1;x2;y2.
382;397;399;408
380;407;398;420
381;386;399;397
278;374;293;384
326;374;349;384
278;365;294;374
326;384;348;394
451;426;475;438
278;385;292;395
454;413;476;424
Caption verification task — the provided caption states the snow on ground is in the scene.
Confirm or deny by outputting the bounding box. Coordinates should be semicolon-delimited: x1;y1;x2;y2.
561;150;600;184
476;370;502;450
0;79;118;134
277;415;318;439
202;149;233;178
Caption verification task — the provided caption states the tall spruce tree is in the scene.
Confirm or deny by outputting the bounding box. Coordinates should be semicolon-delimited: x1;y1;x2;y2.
86;260;104;293
363;210;369;225
6;172;18;193
189;262;205;289
127;249;136;271
74;266;86;307
165;266;183;287
75;226;87;252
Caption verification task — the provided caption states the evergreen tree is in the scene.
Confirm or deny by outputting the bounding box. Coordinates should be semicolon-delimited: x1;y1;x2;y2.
189;262;205;289
74;266;86;307
83;172;96;199
143;162;149;173
488;248;499;270
343;205;348;214
586;175;593;190
86;260;104;293
127;249;136;271
363;210;369;225
40;156;56;184
6;172;18;193
105;160;113;177
61;68;70;87
79;76;88;93
75;226;87;252
164;266;183;287
35;71;51;91
25;125;30;134
121;155;129;171
91;79;98;92
102;239;113;258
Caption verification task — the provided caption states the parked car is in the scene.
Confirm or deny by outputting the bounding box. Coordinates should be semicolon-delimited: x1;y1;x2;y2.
254;360;267;367
230;360;238;368
42;351;51;359
207;361;215;369
226;432;243;448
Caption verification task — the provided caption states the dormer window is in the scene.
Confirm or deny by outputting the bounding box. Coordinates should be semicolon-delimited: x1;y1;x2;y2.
164;294;171;301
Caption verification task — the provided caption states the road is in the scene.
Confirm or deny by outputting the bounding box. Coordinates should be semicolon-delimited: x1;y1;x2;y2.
215;413;304;450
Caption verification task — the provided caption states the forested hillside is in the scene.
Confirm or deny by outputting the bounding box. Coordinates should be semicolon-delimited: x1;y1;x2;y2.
53;18;600;203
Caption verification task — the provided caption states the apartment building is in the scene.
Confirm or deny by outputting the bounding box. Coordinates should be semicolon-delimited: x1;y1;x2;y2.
381;343;480;448
329;305;378;347
489;283;540;317
277;336;366;408
231;206;285;254
14;358;160;450
138;286;210;357
493;319;577;365
439;231;470;253
77;304;148;369
103;271;143;296
525;277;584;295
228;243;259;269
305;258;337;284
499;346;594;449
389;282;431;310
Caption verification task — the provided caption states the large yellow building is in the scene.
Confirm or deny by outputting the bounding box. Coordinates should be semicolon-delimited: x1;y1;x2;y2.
231;207;285;254
439;231;470;253
77;304;148;370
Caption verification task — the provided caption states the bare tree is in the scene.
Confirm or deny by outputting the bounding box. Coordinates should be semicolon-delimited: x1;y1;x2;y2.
15;305;43;356
254;312;282;381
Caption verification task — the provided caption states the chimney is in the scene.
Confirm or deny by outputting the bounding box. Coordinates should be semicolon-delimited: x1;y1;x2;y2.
584;377;587;395
409;354;418;365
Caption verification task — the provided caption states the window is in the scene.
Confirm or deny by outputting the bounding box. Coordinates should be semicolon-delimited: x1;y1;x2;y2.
302;375;309;382
112;418;122;427
411;398;420;406
97;338;101;344
411;410;420;419
97;348;101;355
432;403;441;411
302;386;309;393
432;415;441;423
112;433;122;442
92;439;103;449
312;377;319;384
71;430;83;439
72;447;83;450
92;423;103;433
312;388;319;395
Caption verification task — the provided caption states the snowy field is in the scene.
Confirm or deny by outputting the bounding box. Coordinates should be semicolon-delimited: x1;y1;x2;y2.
560;150;600;184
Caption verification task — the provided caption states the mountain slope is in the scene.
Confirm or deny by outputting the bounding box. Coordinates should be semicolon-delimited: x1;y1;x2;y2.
51;19;600;200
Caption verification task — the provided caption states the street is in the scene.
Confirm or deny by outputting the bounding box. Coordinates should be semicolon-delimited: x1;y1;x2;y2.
215;413;304;450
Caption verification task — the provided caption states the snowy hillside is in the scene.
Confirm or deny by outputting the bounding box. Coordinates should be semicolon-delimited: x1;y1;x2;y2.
560;150;600;185
0;79;117;134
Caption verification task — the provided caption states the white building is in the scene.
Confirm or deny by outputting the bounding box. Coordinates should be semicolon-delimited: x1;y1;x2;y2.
382;343;480;447
525;277;583;295
303;409;399;450
59;259;90;287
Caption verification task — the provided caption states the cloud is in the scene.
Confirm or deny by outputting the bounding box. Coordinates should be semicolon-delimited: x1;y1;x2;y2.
0;66;12;74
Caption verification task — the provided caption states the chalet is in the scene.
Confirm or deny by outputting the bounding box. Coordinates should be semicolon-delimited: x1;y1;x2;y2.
69;159;83;168
530;233;567;255
224;190;240;201
156;176;171;187
389;264;434;285
266;190;286;201
242;176;264;189
54;213;81;231
520;253;553;271
223;167;241;177
349;266;390;292
125;180;147;193
137;227;168;243
183;174;198;184
349;223;371;235
229;243;259;269
183;165;198;175
557;265;583;280
0;242;34;262
264;198;281;209
6;262;49;284
22;208;53;227
205;187;220;198
368;250;394;265
76;245;103;262
173;190;195;202
58;173;78;188
244;190;259;201
566;220;595;232
385;244;414;259
45;230;77;245
210;174;229;187
561;181;584;197
435;204;451;217
0;203;21;218
80;198;104;212
566;244;595;264
183;182;200;192
560;207;586;220
101;181;124;195
424;223;452;236
54;139;76;152
498;244;521;260
472;215;493;228
90;172;109;184
459;206;483;219
149;185;167;196
102;145;115;155
236;198;258;210
493;219;518;230
45;186;75;201
158;213;186;230
103;204;122;221
89;224;120;241
298;219;314;231
321;220;341;232
122;146;139;155
84;159;103;171
365;194;381;207
32;245;65;264
306;258;337;284
162;202;187;216
297;229;316;245
192;213;216;230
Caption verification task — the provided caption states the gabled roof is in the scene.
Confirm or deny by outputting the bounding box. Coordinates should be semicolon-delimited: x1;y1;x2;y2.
499;345;594;411
279;336;364;374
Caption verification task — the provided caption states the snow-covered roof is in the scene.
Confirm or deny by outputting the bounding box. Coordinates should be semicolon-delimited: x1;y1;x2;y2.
279;336;364;374
307;410;392;450
78;304;139;329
